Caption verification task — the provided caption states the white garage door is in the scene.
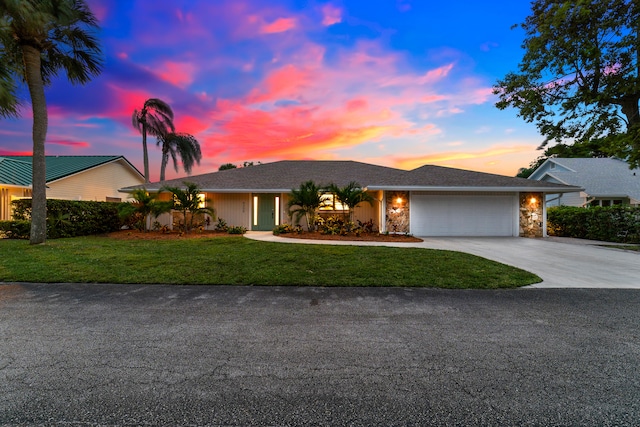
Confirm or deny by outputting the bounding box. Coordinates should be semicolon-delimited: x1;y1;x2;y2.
411;193;517;237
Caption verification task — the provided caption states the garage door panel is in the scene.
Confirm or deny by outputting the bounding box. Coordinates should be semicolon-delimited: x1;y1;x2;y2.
412;194;515;236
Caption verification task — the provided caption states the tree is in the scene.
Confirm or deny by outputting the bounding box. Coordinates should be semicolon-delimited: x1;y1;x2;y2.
494;0;640;167
161;182;215;234
156;132;201;181
219;163;237;171
326;181;375;223
0;0;103;244
118;188;172;231
132;98;174;183
287;180;324;231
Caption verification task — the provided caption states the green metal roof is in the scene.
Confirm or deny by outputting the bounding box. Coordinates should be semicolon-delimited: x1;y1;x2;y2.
0;156;139;187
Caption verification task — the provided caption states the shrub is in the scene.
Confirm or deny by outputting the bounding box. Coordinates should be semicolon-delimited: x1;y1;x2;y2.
547;205;640;243
317;215;359;235
0;220;31;239
10;199;122;239
227;225;247;235
215;218;228;231
272;224;302;235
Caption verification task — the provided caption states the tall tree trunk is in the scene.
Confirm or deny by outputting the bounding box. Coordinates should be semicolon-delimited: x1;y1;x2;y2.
142;121;150;183
23;45;47;245
160;147;168;181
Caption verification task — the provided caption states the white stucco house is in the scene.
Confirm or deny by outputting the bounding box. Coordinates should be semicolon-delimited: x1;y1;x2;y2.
122;160;581;237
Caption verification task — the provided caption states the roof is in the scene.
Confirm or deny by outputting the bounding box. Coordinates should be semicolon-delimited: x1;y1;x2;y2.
373;164;578;192
0;156;143;186
529;158;640;201
123;160;581;193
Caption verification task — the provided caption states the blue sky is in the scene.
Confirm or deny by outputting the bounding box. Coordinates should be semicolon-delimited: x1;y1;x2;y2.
0;0;543;181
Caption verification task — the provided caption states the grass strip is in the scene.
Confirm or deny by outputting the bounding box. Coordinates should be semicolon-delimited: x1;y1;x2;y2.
0;236;541;288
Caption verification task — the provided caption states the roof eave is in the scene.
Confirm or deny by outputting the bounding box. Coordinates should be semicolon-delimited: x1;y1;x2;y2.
367;185;584;193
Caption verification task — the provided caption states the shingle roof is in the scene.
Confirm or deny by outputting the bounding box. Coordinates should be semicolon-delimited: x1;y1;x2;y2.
0;156;142;186
531;158;640;200
389;165;578;190
128;160;580;193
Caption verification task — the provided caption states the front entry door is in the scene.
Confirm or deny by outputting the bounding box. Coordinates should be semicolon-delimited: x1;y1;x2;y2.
253;194;277;231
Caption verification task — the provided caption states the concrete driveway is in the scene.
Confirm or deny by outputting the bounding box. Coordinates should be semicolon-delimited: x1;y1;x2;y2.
413;237;640;288
246;232;640;288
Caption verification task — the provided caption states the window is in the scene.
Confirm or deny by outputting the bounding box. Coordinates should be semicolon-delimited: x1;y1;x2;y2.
319;193;347;211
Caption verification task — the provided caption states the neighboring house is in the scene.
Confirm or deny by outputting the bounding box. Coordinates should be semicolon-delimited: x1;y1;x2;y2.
528;157;640;207
0;155;144;221
122;160;581;238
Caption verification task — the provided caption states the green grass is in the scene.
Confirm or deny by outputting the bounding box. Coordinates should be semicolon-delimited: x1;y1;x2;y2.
0;236;541;288
603;244;640;252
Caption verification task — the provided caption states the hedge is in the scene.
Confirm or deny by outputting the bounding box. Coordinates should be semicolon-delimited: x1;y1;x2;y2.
3;199;123;239
547;205;640;243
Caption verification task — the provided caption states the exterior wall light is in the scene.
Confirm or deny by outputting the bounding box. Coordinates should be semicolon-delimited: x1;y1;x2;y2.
396;197;403;204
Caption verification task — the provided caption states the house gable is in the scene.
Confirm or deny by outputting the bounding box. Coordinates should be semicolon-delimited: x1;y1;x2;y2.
529;158;640;205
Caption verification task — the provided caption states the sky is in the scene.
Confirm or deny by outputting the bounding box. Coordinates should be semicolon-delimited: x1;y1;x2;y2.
0;0;544;182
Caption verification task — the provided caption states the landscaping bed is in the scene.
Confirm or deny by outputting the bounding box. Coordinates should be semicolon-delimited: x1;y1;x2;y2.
279;231;423;243
105;230;423;242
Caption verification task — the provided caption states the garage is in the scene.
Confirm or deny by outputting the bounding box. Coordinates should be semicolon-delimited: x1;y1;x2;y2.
411;192;518;237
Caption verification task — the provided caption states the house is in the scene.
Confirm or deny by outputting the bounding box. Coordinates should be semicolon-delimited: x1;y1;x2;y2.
0;155;145;221
528;157;640;207
122;160;581;238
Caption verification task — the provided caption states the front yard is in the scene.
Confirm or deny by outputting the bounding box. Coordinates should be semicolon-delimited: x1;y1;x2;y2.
0;235;541;288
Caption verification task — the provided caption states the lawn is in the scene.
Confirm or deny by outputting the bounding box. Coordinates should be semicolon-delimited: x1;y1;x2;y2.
0;236;541;288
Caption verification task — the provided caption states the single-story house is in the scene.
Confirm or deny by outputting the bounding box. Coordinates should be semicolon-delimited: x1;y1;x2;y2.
528;157;640;207
122;160;581;238
0;155;144;221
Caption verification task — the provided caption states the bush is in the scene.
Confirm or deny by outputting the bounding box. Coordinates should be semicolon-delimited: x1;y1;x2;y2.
272;224;303;235
0;220;31;239
215;218;229;231
547;205;640;243
317;216;358;235
227;225;247;235
10;199;123;239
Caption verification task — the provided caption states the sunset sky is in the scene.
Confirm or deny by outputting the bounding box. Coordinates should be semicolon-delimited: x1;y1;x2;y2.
1;0;544;181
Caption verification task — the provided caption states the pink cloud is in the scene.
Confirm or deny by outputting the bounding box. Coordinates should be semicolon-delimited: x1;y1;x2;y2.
321;4;342;26
156;61;197;88
261;17;297;34
0;149;32;156
193;37;495;166
48;140;91;148
346;98;368;112
175;115;209;135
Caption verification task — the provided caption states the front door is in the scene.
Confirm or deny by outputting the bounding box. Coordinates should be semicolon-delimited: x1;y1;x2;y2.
253;194;278;231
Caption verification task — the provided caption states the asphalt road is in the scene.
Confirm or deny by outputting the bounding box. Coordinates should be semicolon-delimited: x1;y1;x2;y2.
1;283;639;426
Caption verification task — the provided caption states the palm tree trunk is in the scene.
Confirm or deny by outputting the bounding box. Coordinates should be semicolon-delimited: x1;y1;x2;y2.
142;121;150;183
160;149;168;181
23;45;47;245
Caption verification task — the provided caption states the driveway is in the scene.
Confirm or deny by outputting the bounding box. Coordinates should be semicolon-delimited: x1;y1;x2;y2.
246;232;640;288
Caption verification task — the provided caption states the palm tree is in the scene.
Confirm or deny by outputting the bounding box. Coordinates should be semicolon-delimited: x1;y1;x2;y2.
132;98;174;183
287;180;324;231
156;132;202;181
327;181;375;223
161;182;215;234
0;0;103;244
117;188;172;232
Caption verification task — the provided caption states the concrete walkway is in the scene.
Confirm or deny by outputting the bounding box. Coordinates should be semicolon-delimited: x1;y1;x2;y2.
245;232;640;289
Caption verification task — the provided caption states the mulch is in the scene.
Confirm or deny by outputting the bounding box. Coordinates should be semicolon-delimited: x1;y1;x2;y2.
105;230;423;243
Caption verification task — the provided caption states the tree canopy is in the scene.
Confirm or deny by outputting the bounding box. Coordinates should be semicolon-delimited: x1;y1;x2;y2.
494;0;640;167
